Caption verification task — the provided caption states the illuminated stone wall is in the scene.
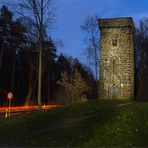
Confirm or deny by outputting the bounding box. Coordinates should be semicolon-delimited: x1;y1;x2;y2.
98;18;135;100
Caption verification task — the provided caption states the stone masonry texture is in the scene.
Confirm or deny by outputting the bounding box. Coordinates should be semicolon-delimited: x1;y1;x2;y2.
98;17;135;100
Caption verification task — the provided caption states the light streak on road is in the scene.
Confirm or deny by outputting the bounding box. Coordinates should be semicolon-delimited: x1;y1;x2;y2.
0;105;63;114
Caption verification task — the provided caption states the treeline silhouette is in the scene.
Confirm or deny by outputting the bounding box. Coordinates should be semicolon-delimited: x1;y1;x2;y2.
0;5;97;106
135;18;148;100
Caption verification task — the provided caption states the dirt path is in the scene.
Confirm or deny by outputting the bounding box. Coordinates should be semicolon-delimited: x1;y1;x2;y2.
33;113;98;135
116;102;133;107
33;102;133;135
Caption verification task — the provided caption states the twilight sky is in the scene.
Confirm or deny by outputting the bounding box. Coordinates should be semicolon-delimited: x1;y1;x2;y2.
51;0;148;65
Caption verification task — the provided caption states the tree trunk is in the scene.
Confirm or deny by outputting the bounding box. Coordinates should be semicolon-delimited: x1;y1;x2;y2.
25;65;34;106
0;38;4;70
37;34;42;109
47;75;50;104
11;47;16;91
94;42;99;98
37;0;44;109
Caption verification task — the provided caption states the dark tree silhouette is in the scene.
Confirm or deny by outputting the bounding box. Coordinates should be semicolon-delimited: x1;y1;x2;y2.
81;15;100;98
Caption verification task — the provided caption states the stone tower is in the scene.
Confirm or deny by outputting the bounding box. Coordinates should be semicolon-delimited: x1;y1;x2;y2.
98;17;135;100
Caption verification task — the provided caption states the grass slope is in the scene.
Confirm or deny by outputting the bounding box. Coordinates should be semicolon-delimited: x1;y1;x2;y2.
0;99;148;147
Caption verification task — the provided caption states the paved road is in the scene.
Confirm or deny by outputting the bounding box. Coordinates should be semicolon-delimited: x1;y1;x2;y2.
0;105;63;117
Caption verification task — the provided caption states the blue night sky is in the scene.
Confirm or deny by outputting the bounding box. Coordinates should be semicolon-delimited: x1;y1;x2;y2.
51;0;148;65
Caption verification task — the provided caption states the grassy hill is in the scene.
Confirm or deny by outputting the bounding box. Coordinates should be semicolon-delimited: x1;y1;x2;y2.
0;99;148;147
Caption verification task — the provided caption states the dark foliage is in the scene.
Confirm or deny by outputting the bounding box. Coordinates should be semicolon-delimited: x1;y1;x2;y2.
0;5;96;106
135;18;148;100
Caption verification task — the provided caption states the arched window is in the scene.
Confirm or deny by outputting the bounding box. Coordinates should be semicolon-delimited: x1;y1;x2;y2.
112;36;117;46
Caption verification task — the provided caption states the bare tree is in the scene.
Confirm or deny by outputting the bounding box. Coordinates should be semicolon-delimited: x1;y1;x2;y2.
9;0;56;108
81;15;100;98
57;69;89;104
57;71;74;103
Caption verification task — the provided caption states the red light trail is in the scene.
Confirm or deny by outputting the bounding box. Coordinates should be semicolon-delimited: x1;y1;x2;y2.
0;105;63;113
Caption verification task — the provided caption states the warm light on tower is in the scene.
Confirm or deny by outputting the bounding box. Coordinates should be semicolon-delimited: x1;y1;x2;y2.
98;17;135;100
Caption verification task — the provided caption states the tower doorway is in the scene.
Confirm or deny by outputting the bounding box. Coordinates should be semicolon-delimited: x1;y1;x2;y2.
109;84;119;99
